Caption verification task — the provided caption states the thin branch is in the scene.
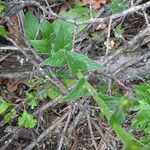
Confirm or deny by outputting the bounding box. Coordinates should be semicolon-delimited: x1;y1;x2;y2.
18;1;150;25
57;109;72;150
105;17;113;56
143;10;150;33
86;109;98;150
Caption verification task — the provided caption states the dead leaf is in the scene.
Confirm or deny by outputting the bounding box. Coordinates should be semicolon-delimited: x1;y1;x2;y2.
6;78;21;93
6;16;24;45
111;89;116;96
80;0;106;9
104;40;115;49
96;23;107;30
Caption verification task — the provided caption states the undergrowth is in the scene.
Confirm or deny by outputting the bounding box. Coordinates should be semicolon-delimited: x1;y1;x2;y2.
0;1;150;149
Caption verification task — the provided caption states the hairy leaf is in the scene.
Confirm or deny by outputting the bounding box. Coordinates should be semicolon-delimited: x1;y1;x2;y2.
30;39;51;53
67;51;102;73
41;19;54;38
25;11;39;40
42;49;66;66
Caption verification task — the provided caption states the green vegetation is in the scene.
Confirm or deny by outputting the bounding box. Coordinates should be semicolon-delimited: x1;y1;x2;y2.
109;0;124;14
0;3;150;149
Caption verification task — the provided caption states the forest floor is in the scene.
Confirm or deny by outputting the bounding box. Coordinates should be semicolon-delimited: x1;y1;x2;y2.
0;0;150;150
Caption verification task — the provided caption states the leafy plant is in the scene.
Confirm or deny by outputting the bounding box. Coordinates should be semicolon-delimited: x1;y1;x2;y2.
131;83;150;147
25;6;92;54
18;110;37;128
23;6;148;149
0;4;148;149
42;49;102;73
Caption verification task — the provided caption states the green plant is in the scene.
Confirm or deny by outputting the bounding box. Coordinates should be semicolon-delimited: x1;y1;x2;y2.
0;96;36;128
24;6;91;54
0;5;149;149
23;7;149;149
115;25;124;35
131;83;150;147
18;110;37;128
109;0;124;14
26;92;37;110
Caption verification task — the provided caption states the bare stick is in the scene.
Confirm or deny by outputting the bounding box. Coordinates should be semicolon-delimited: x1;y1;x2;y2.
86;109;98;150
57;109;72;150
105;17;113;56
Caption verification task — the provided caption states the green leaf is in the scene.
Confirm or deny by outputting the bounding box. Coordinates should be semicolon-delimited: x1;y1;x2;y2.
134;83;150;104
131;83;150;147
110;107;126;124
67;51;102;73
42;49;66;66
131;102;150;130
41;19;54;38
30;39;51;53
52;22;73;52
18;110;37;128
67;53;87;73
63;78;88;101
132;83;150;130
0;4;5;12
26;93;37;109
62;79;77;88
0;26;7;35
4;109;16;121
47;86;60;99
98;93;121;110
28;99;37;110
26;7;92;55
56;6;92;33
43;50;102;73
0;97;10;113
51;6;92;52
109;0;124;14
25;11;39;40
